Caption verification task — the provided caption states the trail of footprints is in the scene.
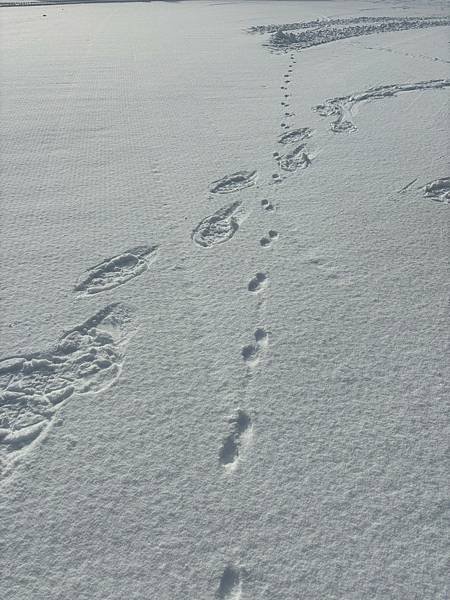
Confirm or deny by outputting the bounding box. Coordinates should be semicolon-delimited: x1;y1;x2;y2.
201;21;448;594
273;54;315;183
3;12;447;597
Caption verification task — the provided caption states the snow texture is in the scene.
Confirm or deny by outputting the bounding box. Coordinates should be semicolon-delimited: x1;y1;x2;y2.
1;0;449;599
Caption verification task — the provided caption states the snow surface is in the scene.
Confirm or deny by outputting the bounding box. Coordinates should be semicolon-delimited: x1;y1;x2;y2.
1;1;449;598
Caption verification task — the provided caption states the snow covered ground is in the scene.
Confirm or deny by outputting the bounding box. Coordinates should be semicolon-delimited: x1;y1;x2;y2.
1;1;449;598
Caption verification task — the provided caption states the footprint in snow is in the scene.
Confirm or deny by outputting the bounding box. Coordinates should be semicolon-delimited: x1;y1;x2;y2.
260;230;279;247
192;201;245;248
248;272;268;293
74;245;158;296
219;409;252;471
216;565;243;599
209;170;257;194
242;327;269;367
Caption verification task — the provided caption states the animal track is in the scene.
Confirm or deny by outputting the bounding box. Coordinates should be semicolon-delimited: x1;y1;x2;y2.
0;303;135;479
278;145;312;171
313;79;450;133
75;245;158;295
242;328;269;367
423;177;450;203
248;272;268;293
260;230;279;247
210;170;257;194
261;199;275;211
216;566;242;599
278;128;313;144
219;409;252;471
192;201;244;248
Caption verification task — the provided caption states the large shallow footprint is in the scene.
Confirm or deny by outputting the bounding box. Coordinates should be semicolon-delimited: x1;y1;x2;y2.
0;303;136;480
210;170;257;194
278;127;313;144
75;245;158;295
192;201;245;248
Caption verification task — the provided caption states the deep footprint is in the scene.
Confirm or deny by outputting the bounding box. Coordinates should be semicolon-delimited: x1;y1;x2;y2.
313;79;450;133
242;327;269;367
248;272;268;293
210;170;257;194
192;201;244;248
0;303;136;479
279;145;312;171
260;230;279;247
75;245;158;295
216;566;242;599
219;409;252;470
261;199;275;211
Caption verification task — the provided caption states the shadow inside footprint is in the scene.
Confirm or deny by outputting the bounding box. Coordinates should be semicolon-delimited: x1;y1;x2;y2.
260;230;278;247
216;566;242;599
219;409;252;467
248;272;268;293
241;328;269;367
261;199;275;211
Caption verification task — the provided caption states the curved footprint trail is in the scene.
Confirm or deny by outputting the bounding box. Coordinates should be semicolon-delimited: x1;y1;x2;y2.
0;303;136;480
313;79;450;133
241;328;269;368
192;200;246;248
75;245;158;295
